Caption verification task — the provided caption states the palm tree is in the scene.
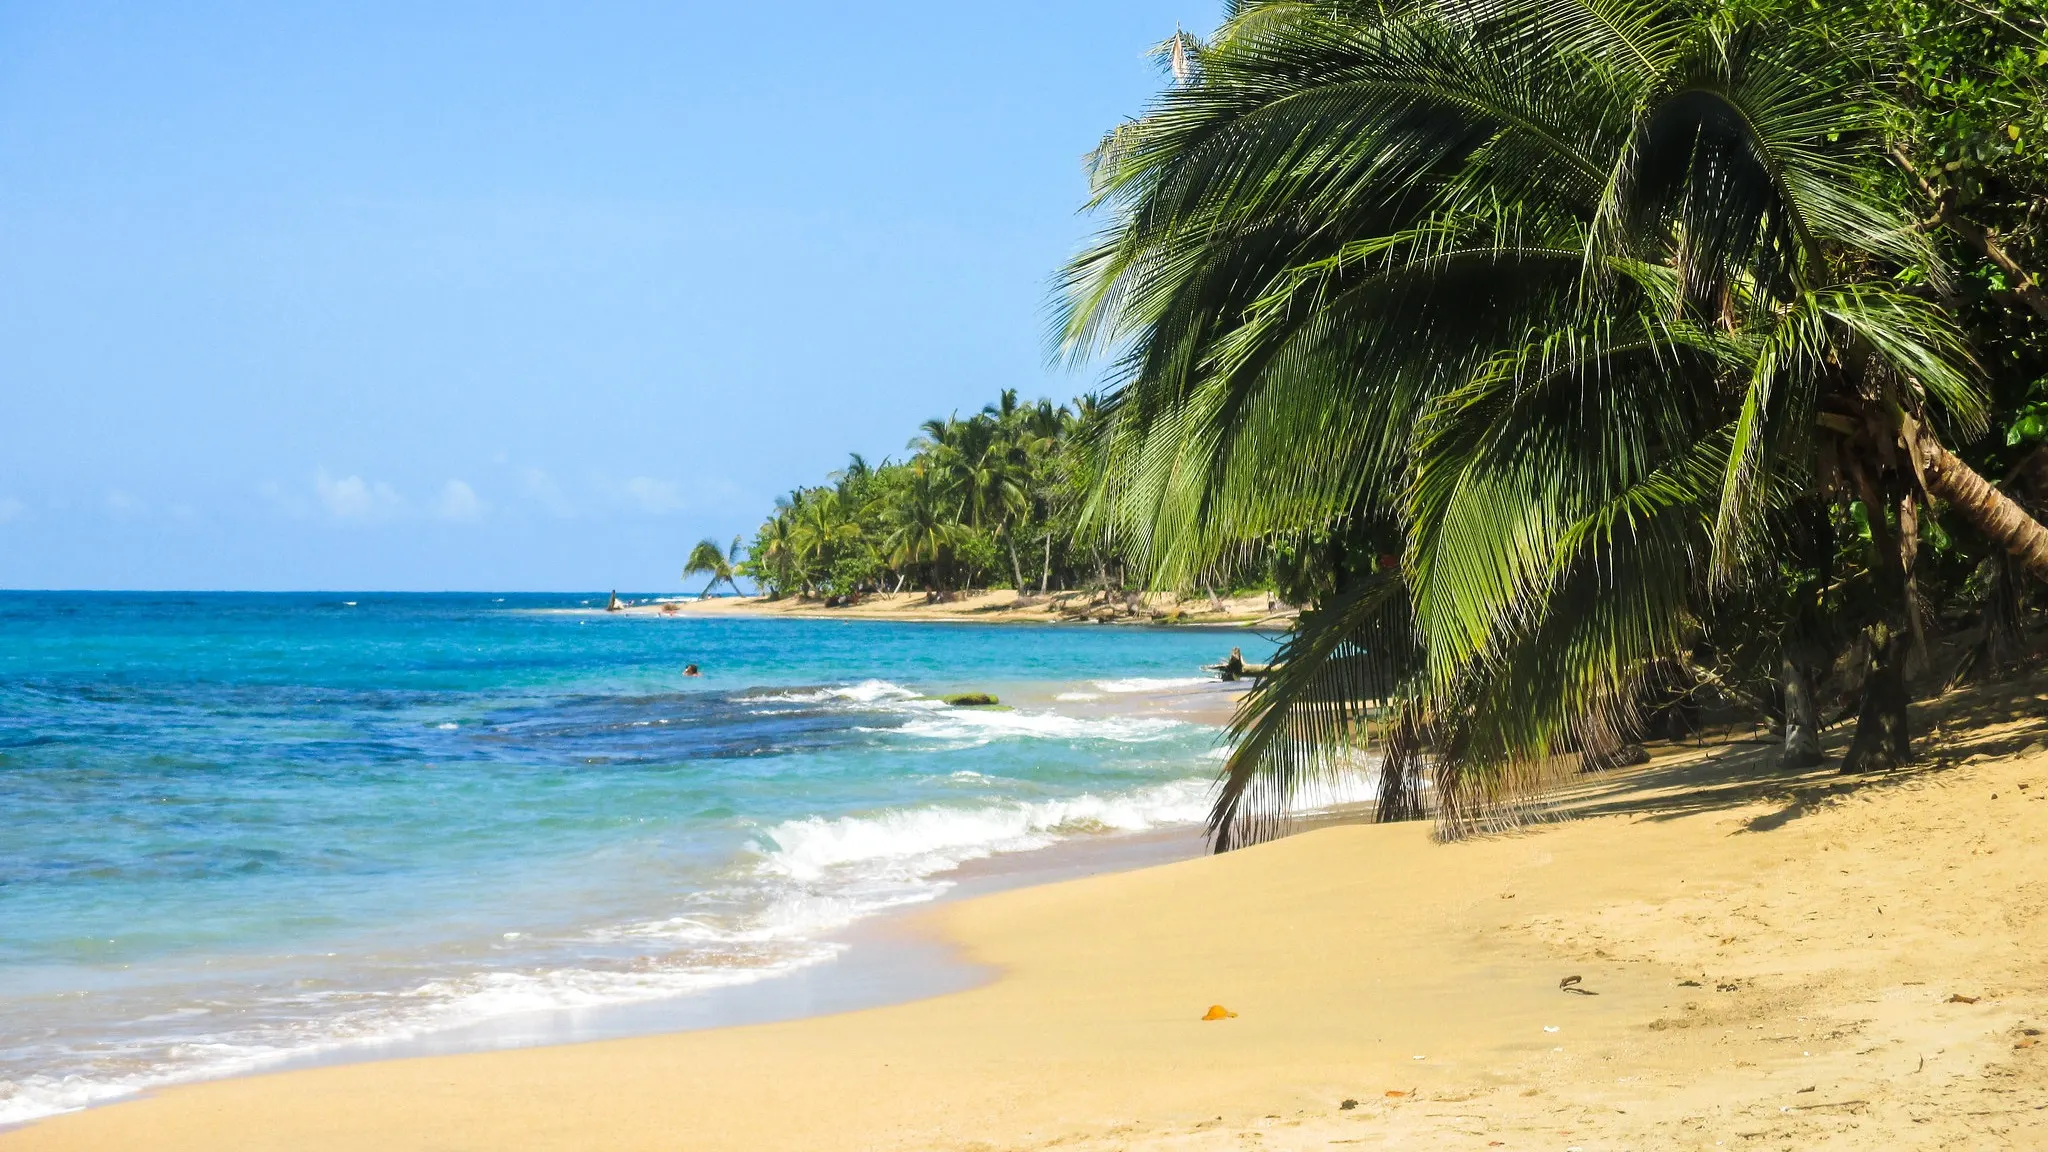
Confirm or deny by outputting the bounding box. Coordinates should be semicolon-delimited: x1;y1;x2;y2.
746;510;799;599
979;392;1052;592
913;412;1028;589
684;536;744;599
789;490;863;595
881;464;967;593
1062;0;2048;846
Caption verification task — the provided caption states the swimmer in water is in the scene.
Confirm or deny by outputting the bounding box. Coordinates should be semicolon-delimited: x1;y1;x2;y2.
683;664;701;677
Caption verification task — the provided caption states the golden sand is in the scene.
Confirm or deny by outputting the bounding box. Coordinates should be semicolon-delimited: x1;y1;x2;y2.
8;681;2046;1150
624;589;1292;627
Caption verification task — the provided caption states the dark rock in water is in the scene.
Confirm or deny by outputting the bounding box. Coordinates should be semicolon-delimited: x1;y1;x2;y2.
944;692;1000;707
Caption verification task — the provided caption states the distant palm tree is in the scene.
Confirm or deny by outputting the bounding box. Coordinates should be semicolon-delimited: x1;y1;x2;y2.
684;535;744;599
881;465;967;592
748;512;799;598
789;490;863;593
917;409;1031;587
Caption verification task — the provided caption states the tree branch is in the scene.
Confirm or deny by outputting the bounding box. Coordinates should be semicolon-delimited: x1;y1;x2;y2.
1892;147;2048;323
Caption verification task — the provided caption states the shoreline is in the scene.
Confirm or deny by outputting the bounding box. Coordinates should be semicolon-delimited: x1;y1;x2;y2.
9;679;2046;1149
255;822;1218;1081
602;589;1299;629
0;797;1227;1133
0;675;1256;1131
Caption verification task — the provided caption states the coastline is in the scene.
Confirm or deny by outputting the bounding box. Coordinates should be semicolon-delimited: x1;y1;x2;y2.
10;677;2046;1150
0;600;1280;1131
255;821;1218;1077
611;589;1298;628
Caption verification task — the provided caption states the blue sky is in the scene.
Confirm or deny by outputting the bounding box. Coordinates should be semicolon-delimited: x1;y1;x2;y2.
0;1;1215;590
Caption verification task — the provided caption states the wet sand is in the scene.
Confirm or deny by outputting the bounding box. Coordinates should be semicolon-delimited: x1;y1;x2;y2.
9;678;2047;1150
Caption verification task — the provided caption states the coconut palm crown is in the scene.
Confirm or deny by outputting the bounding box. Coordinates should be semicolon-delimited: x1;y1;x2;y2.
684;535;745;599
1061;0;2048;848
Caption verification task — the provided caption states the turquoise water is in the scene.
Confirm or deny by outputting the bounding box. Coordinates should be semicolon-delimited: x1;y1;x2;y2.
0;593;1284;1123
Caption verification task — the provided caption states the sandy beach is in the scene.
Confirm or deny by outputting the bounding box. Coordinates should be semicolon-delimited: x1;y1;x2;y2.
620;589;1295;628
7;675;2044;1150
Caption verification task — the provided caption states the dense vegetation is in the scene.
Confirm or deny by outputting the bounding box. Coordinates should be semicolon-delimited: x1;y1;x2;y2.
725;391;1127;600
1058;0;2048;846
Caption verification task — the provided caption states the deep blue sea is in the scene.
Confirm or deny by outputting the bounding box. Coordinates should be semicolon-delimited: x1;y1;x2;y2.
0;592;1290;1123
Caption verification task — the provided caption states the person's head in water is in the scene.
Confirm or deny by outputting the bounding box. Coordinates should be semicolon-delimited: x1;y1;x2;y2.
682;664;701;677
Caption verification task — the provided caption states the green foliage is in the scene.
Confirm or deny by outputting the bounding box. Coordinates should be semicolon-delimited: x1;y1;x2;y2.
682;536;743;598
1773;0;2048;474
1065;0;2048;847
738;391;1123;599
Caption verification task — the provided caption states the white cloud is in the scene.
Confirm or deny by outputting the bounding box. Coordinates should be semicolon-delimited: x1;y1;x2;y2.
315;470;407;521
0;497;23;523
435;479;486;522
622;476;686;515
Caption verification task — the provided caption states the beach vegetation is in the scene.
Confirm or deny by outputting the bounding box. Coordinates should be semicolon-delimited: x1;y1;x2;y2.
738;391;1158;601
683;536;745;600
1061;0;2048;846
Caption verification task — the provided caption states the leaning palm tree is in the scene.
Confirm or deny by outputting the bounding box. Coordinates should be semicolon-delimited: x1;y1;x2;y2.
1062;0;2048;847
684;535;744;599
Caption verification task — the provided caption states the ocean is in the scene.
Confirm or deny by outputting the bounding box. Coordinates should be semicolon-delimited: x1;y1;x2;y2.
0;592;1290;1124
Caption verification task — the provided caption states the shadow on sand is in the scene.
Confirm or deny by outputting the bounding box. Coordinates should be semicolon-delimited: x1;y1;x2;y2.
1529;675;2048;835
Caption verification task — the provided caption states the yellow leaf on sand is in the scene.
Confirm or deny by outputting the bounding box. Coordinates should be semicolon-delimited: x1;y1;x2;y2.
1201;1005;1237;1021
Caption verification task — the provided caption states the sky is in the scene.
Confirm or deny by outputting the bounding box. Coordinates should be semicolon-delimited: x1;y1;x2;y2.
0;1;1218;591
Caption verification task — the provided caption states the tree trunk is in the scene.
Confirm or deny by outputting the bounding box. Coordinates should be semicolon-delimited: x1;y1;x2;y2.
1840;471;1915;773
1039;533;1053;595
1842;623;1912;772
1896;492;1932;679
1918;439;2048;581
1780;655;1823;768
1375;711;1424;823
1006;533;1026;596
1842;486;1914;773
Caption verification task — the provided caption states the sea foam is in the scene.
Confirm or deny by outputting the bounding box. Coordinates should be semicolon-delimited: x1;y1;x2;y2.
1092;675;1217;693
755;777;1218;885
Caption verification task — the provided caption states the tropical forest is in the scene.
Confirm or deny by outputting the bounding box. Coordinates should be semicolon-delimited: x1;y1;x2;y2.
726;391;1126;602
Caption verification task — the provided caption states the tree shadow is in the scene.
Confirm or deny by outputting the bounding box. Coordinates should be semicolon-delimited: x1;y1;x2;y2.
1527;674;2048;835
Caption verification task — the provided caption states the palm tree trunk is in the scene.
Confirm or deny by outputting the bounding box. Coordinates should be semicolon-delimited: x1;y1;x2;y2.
1780;655;1823;768
1917;439;2048;581
1374;709;1424;822
1842;481;1913;773
1006;533;1026;595
1842;624;1912;773
1896;493;1932;678
1039;533;1053;595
